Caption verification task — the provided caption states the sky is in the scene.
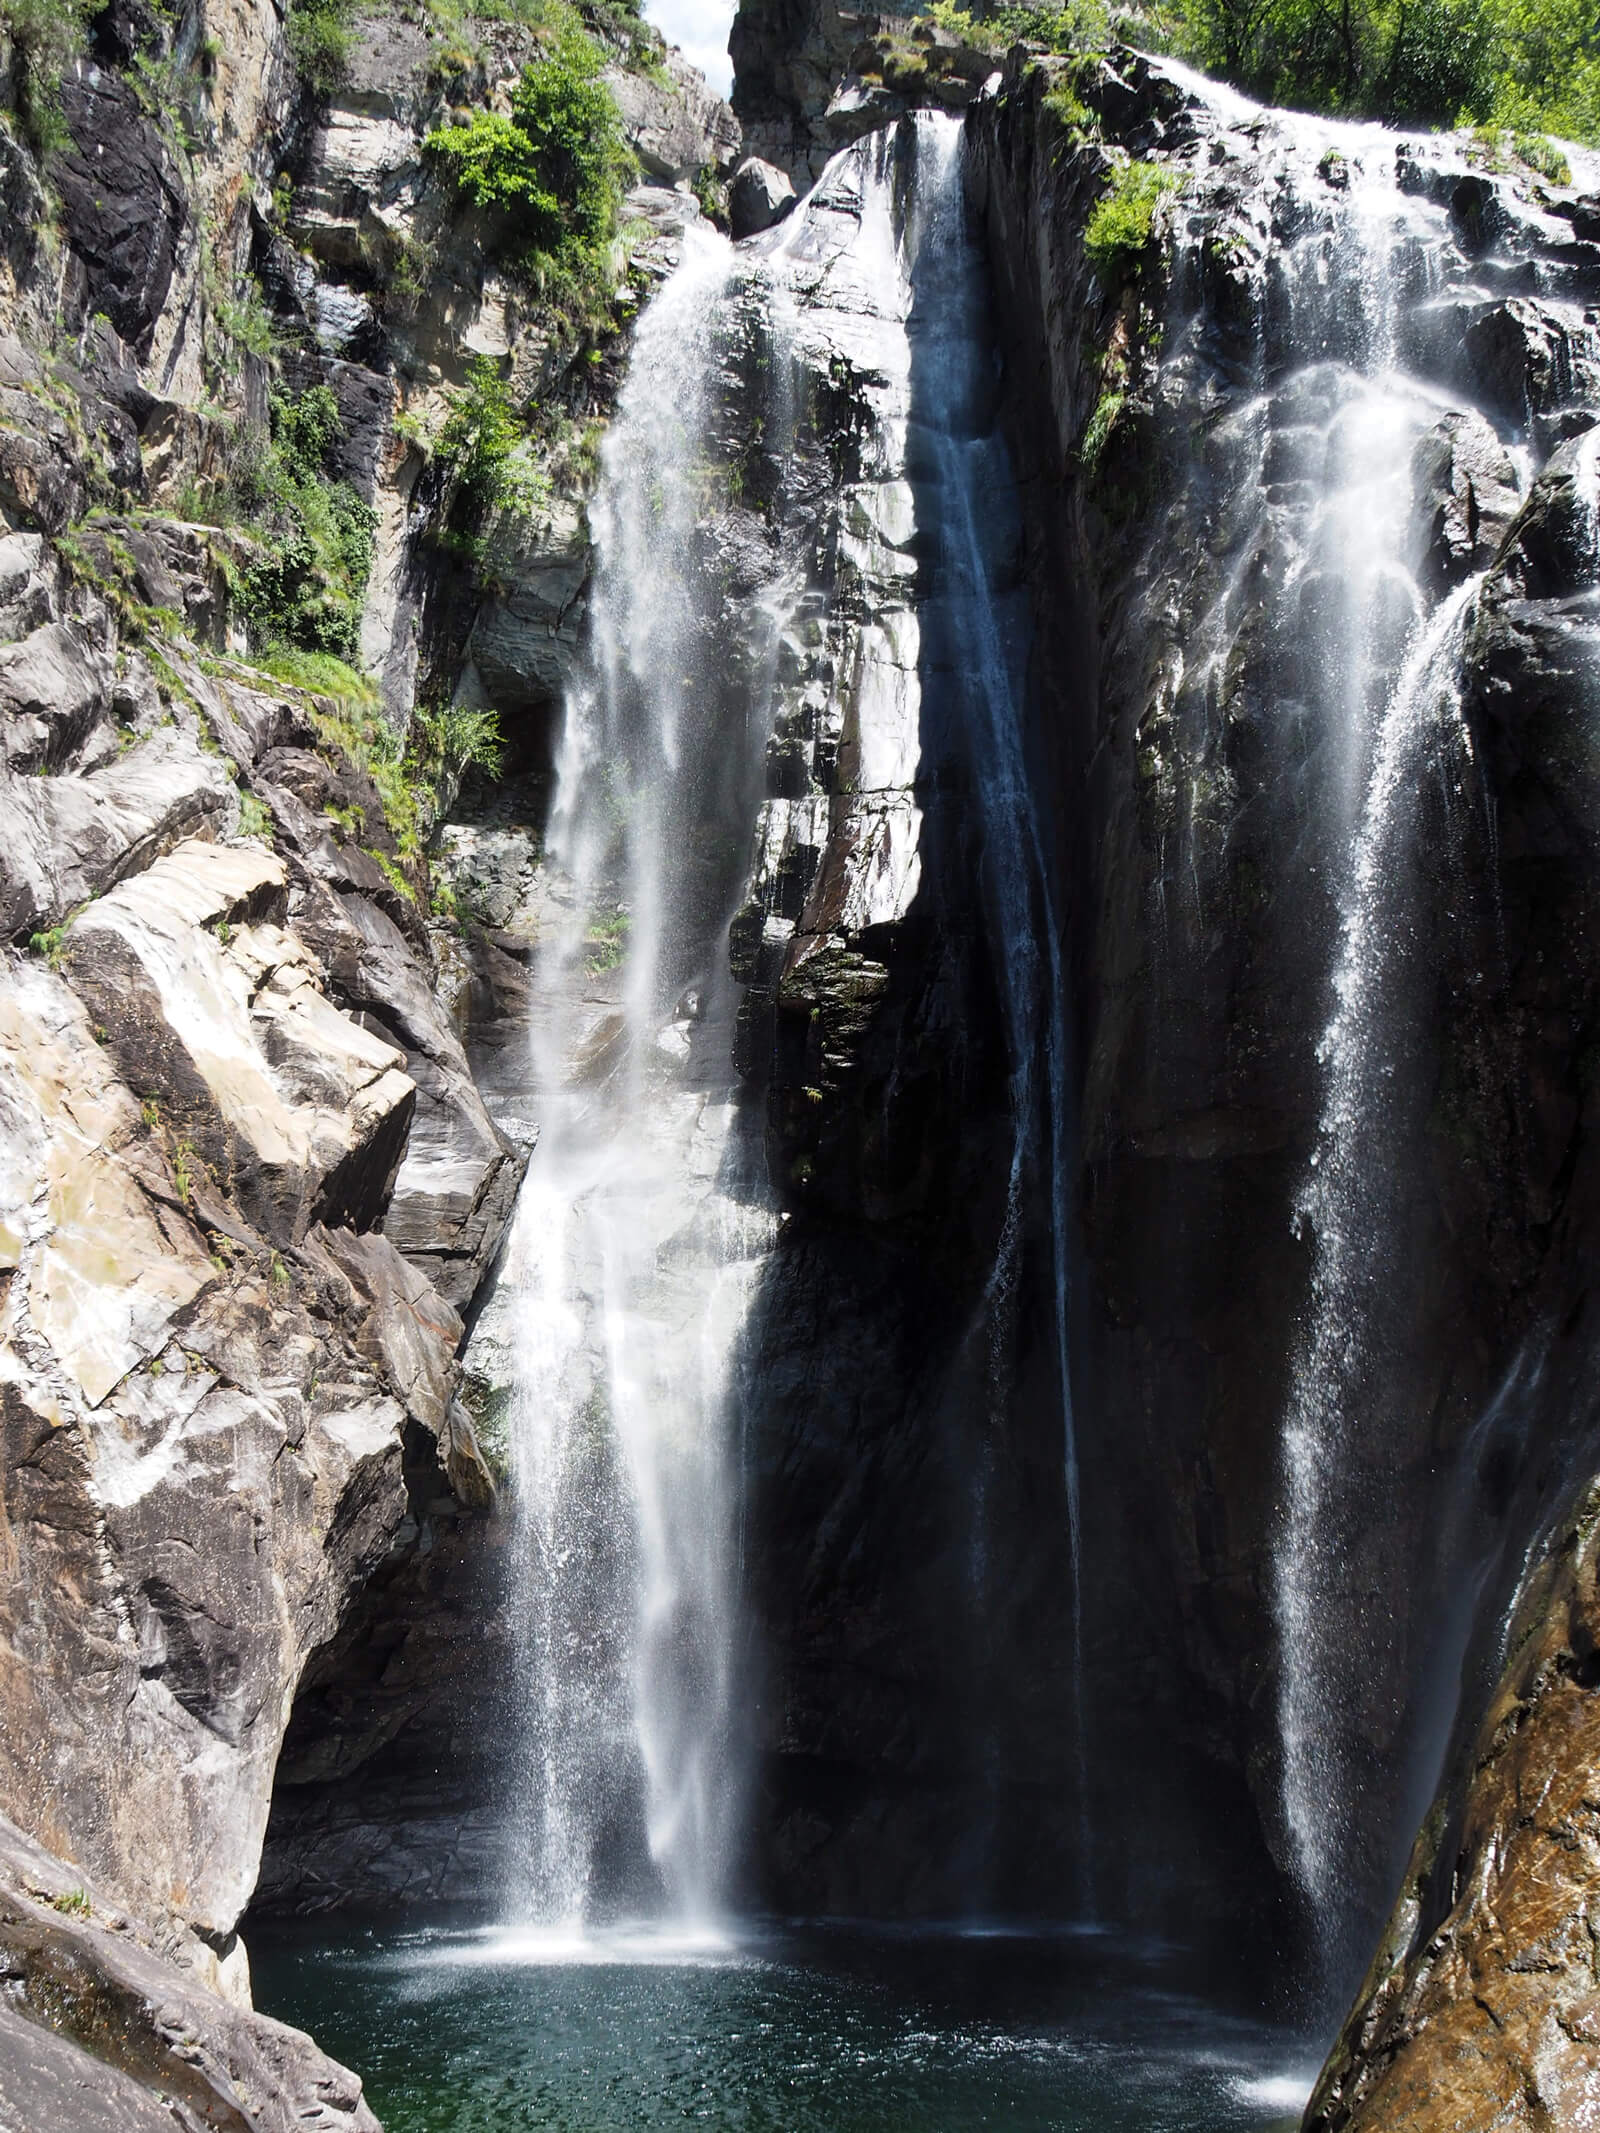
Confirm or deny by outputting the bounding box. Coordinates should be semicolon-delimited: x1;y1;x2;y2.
644;0;737;100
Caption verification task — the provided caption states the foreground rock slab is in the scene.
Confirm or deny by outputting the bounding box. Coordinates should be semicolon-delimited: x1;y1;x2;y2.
0;1811;380;2132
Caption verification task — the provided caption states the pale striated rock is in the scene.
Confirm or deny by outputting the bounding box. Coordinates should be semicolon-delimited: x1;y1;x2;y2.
0;619;109;769
67;839;417;1247
0;728;235;942
0;1810;380;2131
0;957;215;1403
0;948;434;1939
0;528;53;639
608;49;741;182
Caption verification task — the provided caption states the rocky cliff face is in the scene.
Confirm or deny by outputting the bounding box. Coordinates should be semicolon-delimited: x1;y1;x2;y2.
0;0;739;2112
963;22;1600;2096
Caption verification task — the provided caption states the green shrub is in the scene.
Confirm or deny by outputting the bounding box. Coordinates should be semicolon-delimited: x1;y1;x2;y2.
435;357;526;510
247;644;378;707
1513;129;1572;181
236;790;274;840
235;388;377;664
287;0;353;93
1083;159;1180;285
423;14;632;302
907;0;1107;53
433;357;558;534
411;701;507;781
1079;385;1125;469
2;0;92;150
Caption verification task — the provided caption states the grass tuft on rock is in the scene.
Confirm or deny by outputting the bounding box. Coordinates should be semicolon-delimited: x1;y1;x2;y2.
1083;159;1181;286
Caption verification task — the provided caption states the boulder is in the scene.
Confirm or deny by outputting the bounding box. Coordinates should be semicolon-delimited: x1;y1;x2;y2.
0;952;216;1406
730;154;797;237
311;1221;463;1434
1409;409;1521;594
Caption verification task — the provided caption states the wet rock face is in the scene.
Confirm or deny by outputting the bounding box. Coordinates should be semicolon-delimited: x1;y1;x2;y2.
967;45;1600;1971
1308;1481;1600;2133
1304;430;1600;2128
698;124;1082;1917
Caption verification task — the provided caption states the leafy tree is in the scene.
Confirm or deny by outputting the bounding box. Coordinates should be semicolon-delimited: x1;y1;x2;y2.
1165;0;1600;136
236;387;377;663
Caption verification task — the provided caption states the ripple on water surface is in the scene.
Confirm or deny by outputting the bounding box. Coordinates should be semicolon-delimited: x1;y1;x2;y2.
252;1920;1319;2133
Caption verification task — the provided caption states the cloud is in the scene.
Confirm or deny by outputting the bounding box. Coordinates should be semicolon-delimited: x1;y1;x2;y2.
642;0;736;100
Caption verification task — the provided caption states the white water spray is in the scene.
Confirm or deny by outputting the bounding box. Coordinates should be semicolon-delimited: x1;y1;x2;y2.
503;224;786;1930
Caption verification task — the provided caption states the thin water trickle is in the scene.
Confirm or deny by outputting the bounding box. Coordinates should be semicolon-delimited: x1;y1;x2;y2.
900;112;1088;1906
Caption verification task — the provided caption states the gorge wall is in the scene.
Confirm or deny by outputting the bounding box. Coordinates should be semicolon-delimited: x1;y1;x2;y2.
7;0;1600;2117
0;0;741;2114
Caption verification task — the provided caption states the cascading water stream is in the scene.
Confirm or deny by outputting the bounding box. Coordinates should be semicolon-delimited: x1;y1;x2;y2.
493;112;1090;1935
1206;95;1581;1974
1276;571;1484;1932
504;222;791;1932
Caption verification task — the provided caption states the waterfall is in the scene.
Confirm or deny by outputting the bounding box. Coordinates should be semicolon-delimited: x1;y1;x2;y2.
1185;96;1539;1969
503;222;789;1931
1276;572;1482;1934
488;108;1088;1932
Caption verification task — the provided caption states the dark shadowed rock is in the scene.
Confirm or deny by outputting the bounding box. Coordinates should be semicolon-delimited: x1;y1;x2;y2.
55;63;186;351
731;153;797;236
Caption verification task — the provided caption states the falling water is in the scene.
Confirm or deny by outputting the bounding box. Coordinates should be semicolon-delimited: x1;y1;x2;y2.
899;113;1087;1900
504;221;790;1931
490;92;1095;1933
1276;573;1483;1933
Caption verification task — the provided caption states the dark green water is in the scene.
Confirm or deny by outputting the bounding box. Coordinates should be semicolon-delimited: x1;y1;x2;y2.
252;1919;1318;2133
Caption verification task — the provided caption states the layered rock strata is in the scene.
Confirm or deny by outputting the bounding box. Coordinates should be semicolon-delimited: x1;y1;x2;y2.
0;0;742;2115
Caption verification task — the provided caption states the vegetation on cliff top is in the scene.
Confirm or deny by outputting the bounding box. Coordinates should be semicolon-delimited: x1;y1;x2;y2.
1083;157;1181;281
935;0;1600;143
423;5;634;318
1162;0;1600;140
